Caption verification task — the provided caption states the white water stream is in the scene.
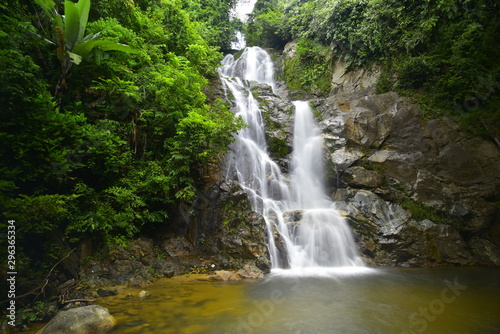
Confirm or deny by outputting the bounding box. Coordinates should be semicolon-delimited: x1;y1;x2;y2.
220;47;364;274
230;0;258;49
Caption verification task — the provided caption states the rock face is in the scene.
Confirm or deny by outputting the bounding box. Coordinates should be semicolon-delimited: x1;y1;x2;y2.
37;305;116;334
263;42;500;267
176;180;271;276
330;60;381;97
316;87;500;267
80;237;183;288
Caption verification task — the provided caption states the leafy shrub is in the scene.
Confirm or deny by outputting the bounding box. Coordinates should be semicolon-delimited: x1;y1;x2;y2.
284;38;333;95
397;57;434;90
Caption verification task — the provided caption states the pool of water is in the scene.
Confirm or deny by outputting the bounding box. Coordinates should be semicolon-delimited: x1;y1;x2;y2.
96;267;500;334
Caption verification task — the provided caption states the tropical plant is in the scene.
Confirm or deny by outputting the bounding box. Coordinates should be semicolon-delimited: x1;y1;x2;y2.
33;0;138;100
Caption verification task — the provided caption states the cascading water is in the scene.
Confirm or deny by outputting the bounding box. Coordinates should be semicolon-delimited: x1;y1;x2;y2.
229;0;258;50
220;48;364;274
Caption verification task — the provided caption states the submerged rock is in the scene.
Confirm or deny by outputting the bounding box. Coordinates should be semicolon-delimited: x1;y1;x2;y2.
210;263;266;281
138;290;149;299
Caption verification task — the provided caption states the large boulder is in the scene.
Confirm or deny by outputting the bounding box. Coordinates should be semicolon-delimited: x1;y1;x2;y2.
341;166;383;188
37;305;116;334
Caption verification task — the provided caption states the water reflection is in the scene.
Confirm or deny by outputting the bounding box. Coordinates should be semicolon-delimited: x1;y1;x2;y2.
96;268;500;334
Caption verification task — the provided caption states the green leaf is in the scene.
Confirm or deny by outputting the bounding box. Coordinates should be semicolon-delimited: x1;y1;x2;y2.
67;51;82;64
92;40;139;54
64;0;82;50
75;0;90;41
72;39;139;61
33;0;57;19
63;0;90;50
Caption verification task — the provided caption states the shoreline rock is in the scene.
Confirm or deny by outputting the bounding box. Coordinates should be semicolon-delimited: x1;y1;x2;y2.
36;305;116;334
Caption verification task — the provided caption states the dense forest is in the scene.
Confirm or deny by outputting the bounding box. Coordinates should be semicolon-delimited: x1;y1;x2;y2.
1;0;499;326
0;0;244;309
247;0;500;138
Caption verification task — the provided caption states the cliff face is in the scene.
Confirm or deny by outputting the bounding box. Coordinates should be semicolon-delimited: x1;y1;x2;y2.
317;88;500;267
257;44;500;267
178;44;499;269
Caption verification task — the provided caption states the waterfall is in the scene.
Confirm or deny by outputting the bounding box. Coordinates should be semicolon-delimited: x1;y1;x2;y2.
286;101;363;269
219;48;364;274
230;0;258;50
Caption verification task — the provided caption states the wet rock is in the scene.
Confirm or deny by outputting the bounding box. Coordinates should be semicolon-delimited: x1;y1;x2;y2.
336;189;476;266
212;263;265;281
36;305;116;334
79;238;184;288
256;89;294;167
212;270;242;281
317;71;500;266
330;147;364;172
342;93;401;147
469;238;500;266
342;166;383;188
411;170;447;210
272;226;290;269
349;190;408;237
97;289;117;297
236;263;266;279
424;224;473;265
283;210;304;229
418;219;437;230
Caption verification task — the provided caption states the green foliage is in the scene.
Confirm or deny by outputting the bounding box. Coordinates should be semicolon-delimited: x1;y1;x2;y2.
185;44;223;77
0;49;89;194
260;106;291;159
246;9;288;49
0;0;44;52
6;194;79;233
249;0;500;139
166;100;245;201
284;38;333;95
222;197;251;228
268;137;290;160
400;199;445;224
183;0;240;50
1;0;245;282
33;0;139;99
397;56;435;90
19;301;46;326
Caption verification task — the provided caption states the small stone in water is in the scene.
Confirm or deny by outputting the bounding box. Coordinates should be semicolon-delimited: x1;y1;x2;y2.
138;290;149;298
